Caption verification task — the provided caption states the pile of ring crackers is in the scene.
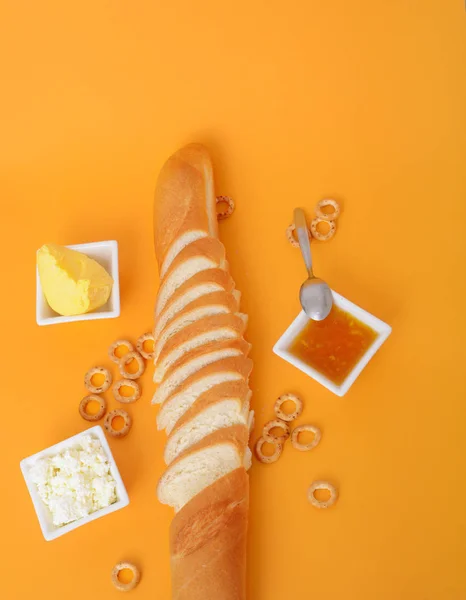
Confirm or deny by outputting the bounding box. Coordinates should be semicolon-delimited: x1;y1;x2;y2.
286;199;341;246
80;333;155;437
255;393;338;509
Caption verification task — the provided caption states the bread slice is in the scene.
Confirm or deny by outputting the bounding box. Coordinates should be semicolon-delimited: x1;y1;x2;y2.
248;410;255;434
153;291;240;369
157;425;250;512
154;313;248;384
152;338;251;405
157;356;253;434
164;381;252;464
154;143;218;279
154;268;237;341
169;467;248;600
155;238;226;317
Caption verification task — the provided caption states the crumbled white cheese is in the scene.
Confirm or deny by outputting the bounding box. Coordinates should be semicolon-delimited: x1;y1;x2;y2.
29;434;117;527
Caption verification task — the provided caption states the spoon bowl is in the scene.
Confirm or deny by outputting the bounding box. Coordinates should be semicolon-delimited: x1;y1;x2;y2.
299;278;333;321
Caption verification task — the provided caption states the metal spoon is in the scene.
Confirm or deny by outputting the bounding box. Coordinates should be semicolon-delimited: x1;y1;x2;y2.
294;207;333;321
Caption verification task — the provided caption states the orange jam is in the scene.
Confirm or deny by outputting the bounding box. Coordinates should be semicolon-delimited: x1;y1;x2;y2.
288;306;377;385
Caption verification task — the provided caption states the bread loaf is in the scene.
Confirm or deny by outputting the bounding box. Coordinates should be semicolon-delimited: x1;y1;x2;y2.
170;468;248;600
153;144;251;599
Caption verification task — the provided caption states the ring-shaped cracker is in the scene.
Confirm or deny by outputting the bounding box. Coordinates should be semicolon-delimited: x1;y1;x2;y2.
310;217;336;242
255;436;282;464
112;379;141;404
286;223;312;248
263;419;290;444
315;198;340;221
118;351;145;380
104;409;132;438
216;195;235;220
136;332;155;360
274;393;303;422
111;561;141;592
108;339;134;364
79;394;106;422
291;424;321;451
84;366;112;394
307;480;338;509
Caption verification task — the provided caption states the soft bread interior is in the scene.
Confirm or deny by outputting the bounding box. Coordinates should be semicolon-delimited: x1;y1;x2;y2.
154;271;236;340
157;442;245;512
164;397;251;465
160;231;207;279
157;357;253;433
153;291;240;366
152;347;244;405
159;229;207;279
172;380;251;431
154;313;247;383
162;338;251;381
155;238;226;317
154;306;231;367
156;256;223;318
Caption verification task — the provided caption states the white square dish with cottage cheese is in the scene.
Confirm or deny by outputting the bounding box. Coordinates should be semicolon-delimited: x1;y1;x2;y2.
20;426;129;540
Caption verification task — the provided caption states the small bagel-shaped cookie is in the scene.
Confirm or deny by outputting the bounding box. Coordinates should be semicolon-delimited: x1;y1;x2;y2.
255;436;283;464
263;419;290;444
84;366;112;394
118;351;145;380
315;198;340;221
307;480;338;509
274;393;304;422
111;561;141;592
136;332;155;360
112;379;141;404
108;339;134;364
104;409;132;438
79;394;106;422
286;223;312;248
310;217;336;242
291;424;321;451
216;195;235;220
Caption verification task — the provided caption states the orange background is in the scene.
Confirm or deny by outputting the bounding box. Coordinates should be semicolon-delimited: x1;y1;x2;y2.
1;1;465;598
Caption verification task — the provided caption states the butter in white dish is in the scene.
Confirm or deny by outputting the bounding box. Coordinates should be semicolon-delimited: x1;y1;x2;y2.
36;240;120;326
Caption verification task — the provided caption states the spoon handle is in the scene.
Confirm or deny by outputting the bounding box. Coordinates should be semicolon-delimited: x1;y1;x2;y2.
294;208;313;277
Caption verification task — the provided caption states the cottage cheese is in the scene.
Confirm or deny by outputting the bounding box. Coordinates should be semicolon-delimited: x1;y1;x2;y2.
29;434;117;527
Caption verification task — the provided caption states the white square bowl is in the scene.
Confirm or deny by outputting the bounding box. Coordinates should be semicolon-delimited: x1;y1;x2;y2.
273;290;392;397
20;426;129;541
36;240;120;326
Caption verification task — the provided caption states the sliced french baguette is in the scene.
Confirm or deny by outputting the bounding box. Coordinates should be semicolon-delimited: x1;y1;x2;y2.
154;143;218;279
153;313;248;384
153;291;240;368
155;237;227;317
157;356;253;434
154;268;238;341
164;381;252;464
153;144;251;600
169;467;248;600
157;425;250;512
152;337;251;405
